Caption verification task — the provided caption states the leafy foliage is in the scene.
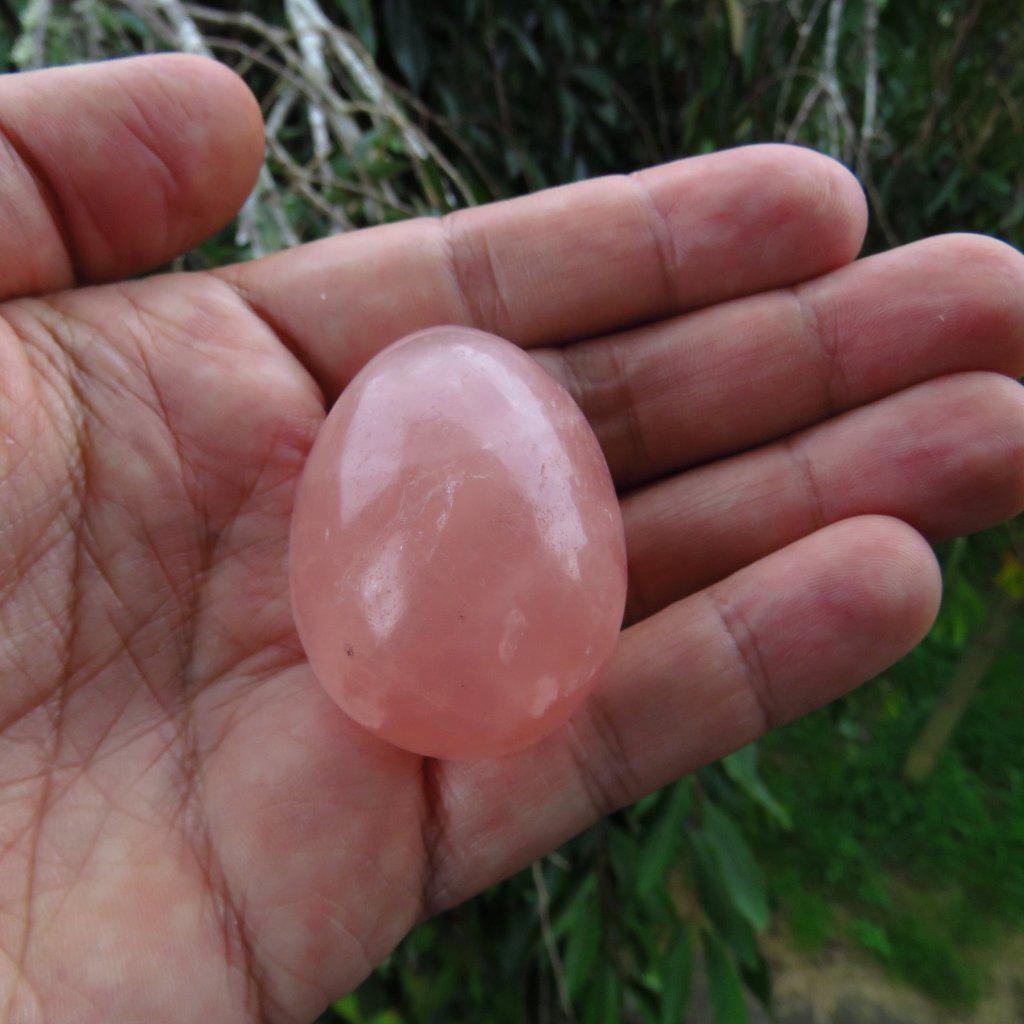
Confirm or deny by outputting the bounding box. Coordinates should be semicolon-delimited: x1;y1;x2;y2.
755;533;1024;1008
326;766;776;1024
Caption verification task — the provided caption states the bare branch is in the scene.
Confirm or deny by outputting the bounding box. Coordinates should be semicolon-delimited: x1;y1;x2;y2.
153;0;210;55
821;0;846;157
531;861;576;1023
774;0;829;136
858;0;880;170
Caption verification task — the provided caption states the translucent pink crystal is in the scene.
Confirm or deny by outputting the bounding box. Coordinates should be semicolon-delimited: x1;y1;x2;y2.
289;326;627;759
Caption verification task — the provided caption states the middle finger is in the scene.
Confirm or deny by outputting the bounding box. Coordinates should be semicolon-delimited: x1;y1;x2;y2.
535;233;1024;489
621;370;1024;622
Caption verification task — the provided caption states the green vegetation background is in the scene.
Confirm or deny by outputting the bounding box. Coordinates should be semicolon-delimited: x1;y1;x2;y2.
6;1;1022;1021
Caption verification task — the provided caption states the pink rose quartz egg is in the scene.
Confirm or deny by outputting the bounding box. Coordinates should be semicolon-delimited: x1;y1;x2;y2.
289;325;627;759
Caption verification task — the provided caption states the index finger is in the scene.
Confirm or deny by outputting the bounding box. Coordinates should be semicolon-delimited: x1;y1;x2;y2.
216;144;867;394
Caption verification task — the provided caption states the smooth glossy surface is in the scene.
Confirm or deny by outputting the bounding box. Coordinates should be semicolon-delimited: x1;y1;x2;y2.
289;326;627;759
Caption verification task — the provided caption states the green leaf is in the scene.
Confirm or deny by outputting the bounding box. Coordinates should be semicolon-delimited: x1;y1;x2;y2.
721;0;746;56
704;931;750;1024
848;918;893;959
497;18;542;71
659;925;694;1024
335;0;377;54
609;821;641;892
551;874;597;941
700;803;770;932
635;790;662;818
547;6;574;56
924;166;963;218
739;950;772;1010
331;993;362;1023
572;66;618;100
637;778;694;896
690;832;760;969
583;966;621;1024
564;895;602;999
722;746;791;829
996;552;1024;600
383;0;431;92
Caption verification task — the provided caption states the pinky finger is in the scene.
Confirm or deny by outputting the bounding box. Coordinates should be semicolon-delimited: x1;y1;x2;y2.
426;515;942;913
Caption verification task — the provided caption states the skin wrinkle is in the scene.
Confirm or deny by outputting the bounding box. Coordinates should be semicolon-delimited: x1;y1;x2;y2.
782;433;831;534
174;555;274;1023
309;831;424;975
0;624;61;702
0;118;77;288
0;518;73;632
602;339;655;488
24;793;117;946
30;690;165;823
113;296;273;1023
0;289;280;1019
10;328;82;478
26;521;189;755
561;696;642;823
0;301;93;1017
188;658;305;764
789;280;850;414
0;132;65;294
34;283;302;651
107;278;323;486
624;172;680;314
134;292;328;1016
0;431;32;493
180;775;272;1023
110;82;187;254
554;339;655;490
4;393;83;1024
0;715;177;821
207;274;329;402
45;162;115;286
415;757;449;921
436;215;483;332
35;295;184;428
702;586;776;733
0;597;171;743
251;913;372;1022
119;294;207;513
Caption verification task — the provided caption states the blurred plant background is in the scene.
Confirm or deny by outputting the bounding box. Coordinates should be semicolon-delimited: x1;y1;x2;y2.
4;1;1022;1021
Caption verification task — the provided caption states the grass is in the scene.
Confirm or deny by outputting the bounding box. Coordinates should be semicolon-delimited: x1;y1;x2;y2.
753;588;1024;1008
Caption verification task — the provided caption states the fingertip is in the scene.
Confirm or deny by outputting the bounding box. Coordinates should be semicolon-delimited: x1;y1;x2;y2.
821;514;942;655
717;514;943;724
890;373;1024;536
636;143;869;303
164;53;266;181
808;147;868;264
928;234;1024;370
741;143;868;271
114;54;266;257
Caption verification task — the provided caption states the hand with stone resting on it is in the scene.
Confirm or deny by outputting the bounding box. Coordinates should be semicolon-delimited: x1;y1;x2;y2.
1;53;1022;1023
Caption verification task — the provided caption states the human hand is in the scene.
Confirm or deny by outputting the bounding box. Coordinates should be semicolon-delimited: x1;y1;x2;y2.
1;55;1021;1023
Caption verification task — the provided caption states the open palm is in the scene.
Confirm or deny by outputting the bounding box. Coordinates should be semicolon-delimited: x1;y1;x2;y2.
1;56;1022;1024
